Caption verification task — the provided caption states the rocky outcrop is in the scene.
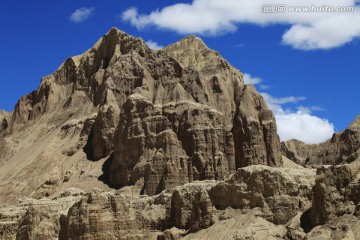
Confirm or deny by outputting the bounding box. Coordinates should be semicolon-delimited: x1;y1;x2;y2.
16;197;81;240
91;104;120;160
165;165;315;234
290;152;360;239
182;209;288;240
281;139;318;165
310;154;360;226
0;189;83;240
65;189;168;240
0;164;316;240
0;138;12;162
209;165;315;224
282;115;360;166
169;182;216;232
232;86;282;168
0;110;10;137
109;95;234;195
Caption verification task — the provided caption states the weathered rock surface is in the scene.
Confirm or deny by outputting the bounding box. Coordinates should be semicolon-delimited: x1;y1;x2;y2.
0;165;316;240
310;154;360;226
182;209;287;240
282;115;360;166
169;181;216;232
0;189;83;240
0;110;10;136
209;165;315;224
307;214;360;240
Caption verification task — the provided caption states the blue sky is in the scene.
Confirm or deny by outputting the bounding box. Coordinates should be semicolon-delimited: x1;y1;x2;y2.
0;0;359;143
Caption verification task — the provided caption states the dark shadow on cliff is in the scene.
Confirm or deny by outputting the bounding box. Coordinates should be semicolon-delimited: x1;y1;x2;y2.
300;208;313;233
98;153;121;189
83;126;95;161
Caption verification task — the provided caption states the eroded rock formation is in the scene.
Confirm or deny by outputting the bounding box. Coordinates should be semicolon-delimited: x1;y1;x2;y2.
282;115;360;166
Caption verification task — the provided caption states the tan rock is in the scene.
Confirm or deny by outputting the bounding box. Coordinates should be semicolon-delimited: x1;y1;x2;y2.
0;110;10;136
169;182;216;232
182;209;287;240
209;165;315;224
282;115;360;166
311;156;360;227
0;191;82;240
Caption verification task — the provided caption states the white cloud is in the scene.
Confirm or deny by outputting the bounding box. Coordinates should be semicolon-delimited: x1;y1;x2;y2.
259;84;270;90
282;14;360;49
122;0;360;50
275;111;335;144
261;93;306;105
70;7;94;23
243;73;262;85
261;92;334;144
243;73;270;91
297;105;324;114
145;40;163;50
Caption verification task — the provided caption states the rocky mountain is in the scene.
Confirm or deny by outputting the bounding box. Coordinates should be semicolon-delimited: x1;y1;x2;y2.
0;27;359;240
282;115;360;166
0;27;282;203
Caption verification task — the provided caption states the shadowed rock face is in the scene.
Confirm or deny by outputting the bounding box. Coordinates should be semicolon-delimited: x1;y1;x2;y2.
0;110;10;137
281;115;360;166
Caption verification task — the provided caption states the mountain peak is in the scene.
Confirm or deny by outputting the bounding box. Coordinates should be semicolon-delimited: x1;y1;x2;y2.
91;27;142;49
165;34;209;52
349;115;360;130
163;35;219;70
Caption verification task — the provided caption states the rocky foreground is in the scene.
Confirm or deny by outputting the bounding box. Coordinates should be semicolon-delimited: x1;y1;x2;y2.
0;28;359;239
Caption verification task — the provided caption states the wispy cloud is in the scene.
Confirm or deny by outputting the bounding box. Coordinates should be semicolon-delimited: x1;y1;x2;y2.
261;93;306;105
243;73;262;85
259;84;270;90
243;73;269;90
145;40;163;50
122;1;360;50
70;7;94;23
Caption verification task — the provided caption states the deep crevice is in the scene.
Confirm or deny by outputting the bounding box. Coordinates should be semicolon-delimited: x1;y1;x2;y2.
98;153;121;189
83;126;95;161
300;208;313;233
